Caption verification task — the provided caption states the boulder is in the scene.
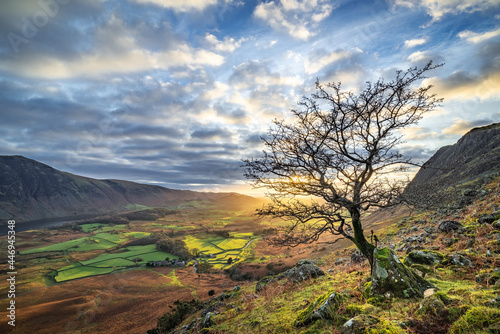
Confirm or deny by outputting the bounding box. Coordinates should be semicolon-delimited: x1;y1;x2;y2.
294;290;346;326
280;260;325;282
370;248;435;299
478;214;499;225
340;315;380;334
255;260;325;293
443;253;472;268
438;220;463;233
404;250;444;266
417;293;448;317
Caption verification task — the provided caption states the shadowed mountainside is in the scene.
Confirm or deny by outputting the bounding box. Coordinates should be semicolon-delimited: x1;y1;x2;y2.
0;156;262;222
411;123;500;187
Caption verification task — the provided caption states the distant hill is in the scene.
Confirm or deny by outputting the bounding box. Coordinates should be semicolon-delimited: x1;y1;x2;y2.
410;123;500;188
0;156;262;222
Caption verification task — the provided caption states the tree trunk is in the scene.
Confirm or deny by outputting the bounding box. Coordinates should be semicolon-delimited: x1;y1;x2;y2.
349;208;434;299
350;208;375;269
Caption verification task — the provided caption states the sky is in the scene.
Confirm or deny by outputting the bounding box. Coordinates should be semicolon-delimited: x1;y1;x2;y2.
0;0;499;196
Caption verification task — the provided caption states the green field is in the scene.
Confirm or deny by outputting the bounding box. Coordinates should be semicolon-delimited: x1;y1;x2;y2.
20;236;118;254
184;233;258;269
55;244;177;282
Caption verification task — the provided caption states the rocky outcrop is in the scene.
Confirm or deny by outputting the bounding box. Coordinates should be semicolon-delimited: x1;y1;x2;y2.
340;315;380;334
404;250;445;266
438;220;464;233
410;123;500;187
256;260;325;292
294;290;346;326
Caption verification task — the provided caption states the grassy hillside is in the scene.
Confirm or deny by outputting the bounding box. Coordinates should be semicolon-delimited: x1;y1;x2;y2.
148;177;500;334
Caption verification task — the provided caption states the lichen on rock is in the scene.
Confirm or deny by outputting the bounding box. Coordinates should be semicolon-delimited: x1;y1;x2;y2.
294;289;346;327
370;248;435;299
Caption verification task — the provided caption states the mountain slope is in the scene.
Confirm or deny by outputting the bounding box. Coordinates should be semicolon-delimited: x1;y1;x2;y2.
0;156;259;222
411;123;500;187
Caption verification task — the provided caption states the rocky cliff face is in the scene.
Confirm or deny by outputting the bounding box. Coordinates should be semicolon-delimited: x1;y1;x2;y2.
410;123;500;187
0;156;257;222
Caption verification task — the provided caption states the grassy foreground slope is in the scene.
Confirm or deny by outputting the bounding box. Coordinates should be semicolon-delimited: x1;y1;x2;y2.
151;178;500;334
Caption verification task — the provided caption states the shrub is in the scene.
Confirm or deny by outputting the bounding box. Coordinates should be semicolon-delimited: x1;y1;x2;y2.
147;299;201;334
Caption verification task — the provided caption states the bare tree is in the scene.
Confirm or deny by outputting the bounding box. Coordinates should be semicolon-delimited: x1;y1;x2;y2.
244;61;443;269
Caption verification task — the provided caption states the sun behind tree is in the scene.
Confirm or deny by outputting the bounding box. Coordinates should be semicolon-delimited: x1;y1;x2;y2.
244;61;443;298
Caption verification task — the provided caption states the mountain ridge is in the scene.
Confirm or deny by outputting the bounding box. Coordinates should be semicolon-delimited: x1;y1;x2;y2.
410;122;500;187
0;155;259;222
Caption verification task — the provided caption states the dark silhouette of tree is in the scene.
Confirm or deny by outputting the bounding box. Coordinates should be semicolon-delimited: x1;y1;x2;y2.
244;61;443;269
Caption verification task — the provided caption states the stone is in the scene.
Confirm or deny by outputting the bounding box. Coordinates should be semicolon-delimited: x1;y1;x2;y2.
478;214;498;225
335;258;350;265
351;251;367;264
438;220;464;233
404;250;444;266
443;253;472;267
294;290;346;326
255;260;325;293
418;294;446;317
201;312;214;331
370;248;434;299
340;315;380;334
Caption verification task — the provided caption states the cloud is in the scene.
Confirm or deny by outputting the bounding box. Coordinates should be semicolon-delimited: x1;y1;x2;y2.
441;118;494;135
423;70;500;100
130;0;219;12
404;37;428;48
399;127;439;140
1;16;225;79
253;0;334;40
458;27;500;44
305;48;363;74
205;33;245;53
230;60;303;90
390;0;500;22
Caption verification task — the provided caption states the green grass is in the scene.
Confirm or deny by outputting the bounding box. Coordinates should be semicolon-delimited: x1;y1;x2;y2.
55;265;115;282
124;231;151;238
80;223;103;233
20;236;117;254
94;232;127;243
55;244;178;282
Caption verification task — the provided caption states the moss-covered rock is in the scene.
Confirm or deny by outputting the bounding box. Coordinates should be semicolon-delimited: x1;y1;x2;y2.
404;250;444;266
294;289;346;327
417;294;447;317
370;248;435;299
449;306;500;333
256;260;325;293
442;253;472;268
475;268;500;285
340;314;380;334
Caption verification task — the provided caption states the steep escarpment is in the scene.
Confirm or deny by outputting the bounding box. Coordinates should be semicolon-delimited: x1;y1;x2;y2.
0;156;260;222
411;123;500;187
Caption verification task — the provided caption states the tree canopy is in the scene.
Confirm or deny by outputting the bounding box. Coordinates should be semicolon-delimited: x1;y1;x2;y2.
244;61;443;267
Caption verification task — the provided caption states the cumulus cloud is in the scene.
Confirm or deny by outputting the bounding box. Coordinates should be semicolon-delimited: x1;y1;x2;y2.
458;27;500;44
205;33;245;53
404;37;428;48
441;118;495;135
253;0;334;40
